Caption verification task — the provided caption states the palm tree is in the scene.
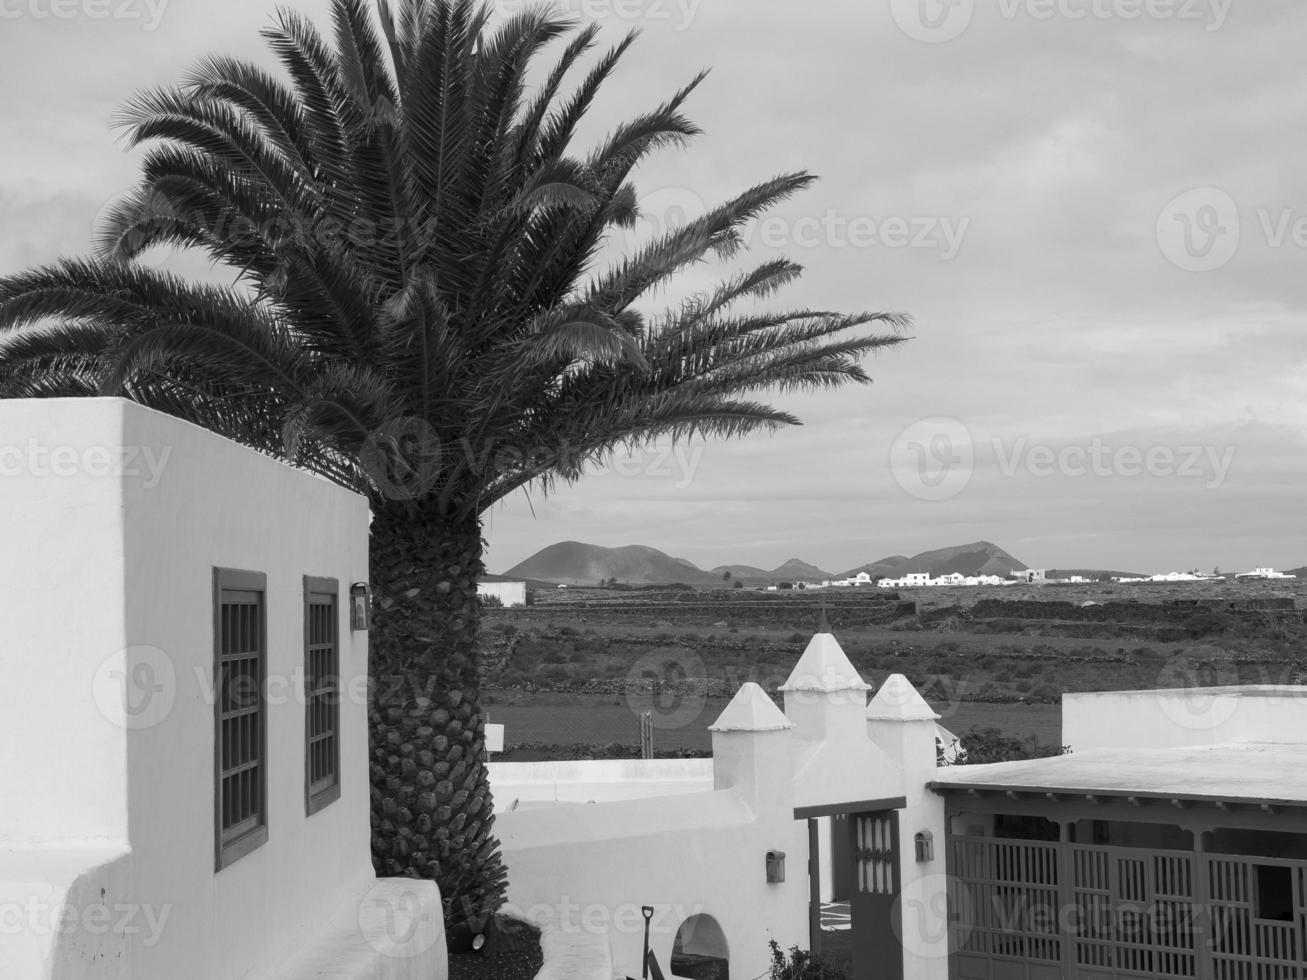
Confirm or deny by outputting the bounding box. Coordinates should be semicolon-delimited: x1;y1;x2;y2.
0;0;909;935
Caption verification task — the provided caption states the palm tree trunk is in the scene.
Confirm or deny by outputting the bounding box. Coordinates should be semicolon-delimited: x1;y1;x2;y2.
368;501;506;934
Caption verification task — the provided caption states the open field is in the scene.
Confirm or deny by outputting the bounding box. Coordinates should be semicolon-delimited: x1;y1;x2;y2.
486;693;1062;758
480;583;1305;760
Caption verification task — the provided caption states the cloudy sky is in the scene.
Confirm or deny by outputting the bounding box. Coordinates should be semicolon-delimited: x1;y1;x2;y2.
3;0;1305;575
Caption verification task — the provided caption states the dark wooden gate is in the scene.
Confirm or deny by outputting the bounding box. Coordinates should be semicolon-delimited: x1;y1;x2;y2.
850;809;903;980
832;814;854;900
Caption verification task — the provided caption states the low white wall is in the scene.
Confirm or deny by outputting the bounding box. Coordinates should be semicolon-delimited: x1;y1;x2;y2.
1064;687;1307;751
0;846;132;980
489;758;713;806
478;581;526;607
495;788;808;980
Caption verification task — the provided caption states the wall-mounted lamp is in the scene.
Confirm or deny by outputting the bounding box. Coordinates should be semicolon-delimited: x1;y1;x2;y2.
914;830;934;863
766;849;786;883
350;582;372;631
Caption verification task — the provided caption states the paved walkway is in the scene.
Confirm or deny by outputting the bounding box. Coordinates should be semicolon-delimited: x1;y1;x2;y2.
819;902;851;931
529;909;613;980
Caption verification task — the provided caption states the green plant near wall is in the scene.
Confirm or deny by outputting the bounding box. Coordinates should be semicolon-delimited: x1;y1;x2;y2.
767;940;850;980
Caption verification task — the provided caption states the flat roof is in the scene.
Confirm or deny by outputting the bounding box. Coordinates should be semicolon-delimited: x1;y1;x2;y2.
1070;685;1307;700
930;742;1307;809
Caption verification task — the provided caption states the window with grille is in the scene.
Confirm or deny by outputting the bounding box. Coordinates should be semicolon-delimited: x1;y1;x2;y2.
304;577;341;815
214;568;269;870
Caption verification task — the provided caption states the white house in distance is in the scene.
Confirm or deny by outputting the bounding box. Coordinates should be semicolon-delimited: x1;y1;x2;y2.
477;573;527;607
0;398;444;980
1235;567;1297;580
874;573;1007;588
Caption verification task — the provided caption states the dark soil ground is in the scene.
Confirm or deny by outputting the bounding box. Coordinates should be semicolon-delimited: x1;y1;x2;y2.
447;916;542;980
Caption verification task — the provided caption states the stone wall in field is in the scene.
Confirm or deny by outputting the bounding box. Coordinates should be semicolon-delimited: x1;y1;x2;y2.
964;599;1304;641
506;598;917;628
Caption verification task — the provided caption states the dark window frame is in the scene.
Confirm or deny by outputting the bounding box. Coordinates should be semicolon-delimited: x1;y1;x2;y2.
214;568;269;871
304;576;342;816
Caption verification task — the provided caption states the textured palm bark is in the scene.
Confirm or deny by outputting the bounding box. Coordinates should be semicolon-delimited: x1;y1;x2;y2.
367;502;506;932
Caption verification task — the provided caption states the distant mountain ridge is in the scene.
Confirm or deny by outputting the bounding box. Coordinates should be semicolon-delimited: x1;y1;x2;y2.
839;541;1026;580
710;559;832;584
503;540;1031;586
505;542;721;586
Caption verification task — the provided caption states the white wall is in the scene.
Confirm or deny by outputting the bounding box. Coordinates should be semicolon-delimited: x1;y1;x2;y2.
1064;687;1307;751
494;733;809;980
489;758;713;807
477;581;526;607
0;400;131;844
117;400;377;979
0;399;443;980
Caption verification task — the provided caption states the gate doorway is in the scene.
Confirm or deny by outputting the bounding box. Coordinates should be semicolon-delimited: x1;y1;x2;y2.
797;797;906;980
849;809;904;980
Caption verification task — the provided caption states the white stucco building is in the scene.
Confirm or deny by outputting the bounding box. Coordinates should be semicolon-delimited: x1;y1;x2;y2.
477;574;527;607
489;628;950;980
487;641;1307;980
0;399;444;980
